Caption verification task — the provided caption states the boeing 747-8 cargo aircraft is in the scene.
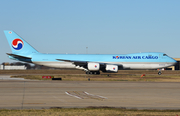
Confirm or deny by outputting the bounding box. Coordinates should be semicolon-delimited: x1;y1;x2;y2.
4;30;177;75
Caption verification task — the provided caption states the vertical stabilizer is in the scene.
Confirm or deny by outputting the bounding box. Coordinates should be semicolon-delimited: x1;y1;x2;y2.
4;30;39;55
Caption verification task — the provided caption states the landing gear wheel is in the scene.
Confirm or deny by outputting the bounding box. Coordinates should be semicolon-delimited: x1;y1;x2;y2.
86;71;89;74
97;71;100;75
86;71;91;75
93;71;100;75
90;72;93;75
158;71;162;75
86;71;100;75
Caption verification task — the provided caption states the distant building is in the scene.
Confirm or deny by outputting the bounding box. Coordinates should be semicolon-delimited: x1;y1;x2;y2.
0;65;26;70
167;58;180;70
0;65;3;70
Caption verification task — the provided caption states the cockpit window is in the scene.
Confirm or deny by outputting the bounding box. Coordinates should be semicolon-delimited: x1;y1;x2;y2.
163;54;167;56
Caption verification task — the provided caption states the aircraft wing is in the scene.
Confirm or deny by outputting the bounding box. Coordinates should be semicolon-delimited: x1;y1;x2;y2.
56;59;120;66
56;59;88;66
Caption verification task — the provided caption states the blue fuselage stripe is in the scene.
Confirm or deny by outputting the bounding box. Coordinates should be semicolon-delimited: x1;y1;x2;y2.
30;52;176;63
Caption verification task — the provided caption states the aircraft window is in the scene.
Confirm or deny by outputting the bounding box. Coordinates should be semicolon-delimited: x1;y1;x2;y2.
163;54;167;56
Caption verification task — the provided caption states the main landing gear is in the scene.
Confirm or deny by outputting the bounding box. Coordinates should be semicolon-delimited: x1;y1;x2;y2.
86;71;100;75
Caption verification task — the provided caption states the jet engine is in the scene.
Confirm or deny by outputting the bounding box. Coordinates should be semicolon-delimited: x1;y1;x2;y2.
87;62;100;71
105;64;118;72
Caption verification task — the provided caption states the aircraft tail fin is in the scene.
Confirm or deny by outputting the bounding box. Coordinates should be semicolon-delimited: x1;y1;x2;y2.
4;30;39;55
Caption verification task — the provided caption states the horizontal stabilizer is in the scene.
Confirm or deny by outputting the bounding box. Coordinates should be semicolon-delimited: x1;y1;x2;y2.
6;53;32;59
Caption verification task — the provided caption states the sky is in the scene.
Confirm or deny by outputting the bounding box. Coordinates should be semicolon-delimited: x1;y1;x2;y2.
0;0;180;63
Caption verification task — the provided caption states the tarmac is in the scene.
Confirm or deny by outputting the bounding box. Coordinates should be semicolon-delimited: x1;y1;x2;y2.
0;75;180;110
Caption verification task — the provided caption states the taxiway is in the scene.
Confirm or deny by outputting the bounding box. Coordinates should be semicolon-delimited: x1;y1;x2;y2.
0;76;180;110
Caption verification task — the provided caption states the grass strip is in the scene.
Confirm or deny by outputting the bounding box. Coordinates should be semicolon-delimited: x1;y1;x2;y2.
11;74;180;82
0;108;180;116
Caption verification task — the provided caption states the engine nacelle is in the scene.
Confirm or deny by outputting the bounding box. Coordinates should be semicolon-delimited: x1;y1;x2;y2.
87;62;100;71
105;64;118;72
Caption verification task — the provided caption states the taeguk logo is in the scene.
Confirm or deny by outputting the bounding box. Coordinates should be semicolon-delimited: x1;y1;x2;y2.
12;38;24;50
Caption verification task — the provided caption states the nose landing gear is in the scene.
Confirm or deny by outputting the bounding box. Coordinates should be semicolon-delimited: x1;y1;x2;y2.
158;71;162;75
157;69;163;75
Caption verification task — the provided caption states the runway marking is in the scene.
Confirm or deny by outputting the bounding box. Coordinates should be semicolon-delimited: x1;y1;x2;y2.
65;91;83;99
65;91;107;100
